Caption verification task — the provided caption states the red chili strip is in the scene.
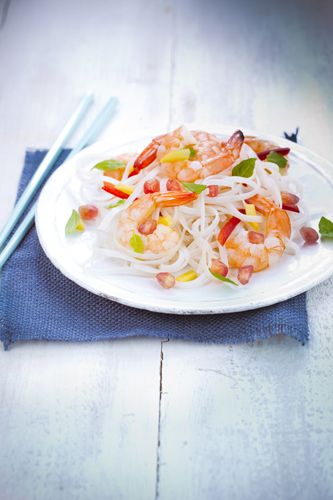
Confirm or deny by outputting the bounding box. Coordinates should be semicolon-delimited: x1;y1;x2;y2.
217;217;241;246
102;182;130;199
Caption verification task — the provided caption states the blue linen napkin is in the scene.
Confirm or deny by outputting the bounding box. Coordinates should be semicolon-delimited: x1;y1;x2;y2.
0;147;308;350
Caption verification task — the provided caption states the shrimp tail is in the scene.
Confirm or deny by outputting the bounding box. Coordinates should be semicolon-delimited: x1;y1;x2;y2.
225;129;244;161
131;142;159;176
266;208;291;239
152;191;198;207
226;129;244;153
131;133;170;176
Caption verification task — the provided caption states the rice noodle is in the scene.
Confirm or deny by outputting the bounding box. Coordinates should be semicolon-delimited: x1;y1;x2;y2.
75;128;309;287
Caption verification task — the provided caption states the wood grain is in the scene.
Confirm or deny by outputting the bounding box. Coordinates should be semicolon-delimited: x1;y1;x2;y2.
0;0;172;498
157;0;333;498
0;0;332;499
0;339;161;500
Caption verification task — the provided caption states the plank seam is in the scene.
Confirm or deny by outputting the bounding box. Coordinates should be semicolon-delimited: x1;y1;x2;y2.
154;337;169;500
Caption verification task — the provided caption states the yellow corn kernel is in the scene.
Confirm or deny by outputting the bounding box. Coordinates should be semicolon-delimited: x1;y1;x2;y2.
245;203;260;231
176;270;198;282
158;215;172;226
160;148;191;163
116;183;135;195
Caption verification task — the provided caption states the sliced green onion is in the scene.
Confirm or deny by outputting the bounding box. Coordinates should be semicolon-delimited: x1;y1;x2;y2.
182;182;207;194
130;232;144;253
106;199;126;209
65;209;84;235
188;146;196;159
210;270;238;286
93;159;126;172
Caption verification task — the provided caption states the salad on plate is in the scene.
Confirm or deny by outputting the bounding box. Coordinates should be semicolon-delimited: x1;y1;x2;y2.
65;126;332;290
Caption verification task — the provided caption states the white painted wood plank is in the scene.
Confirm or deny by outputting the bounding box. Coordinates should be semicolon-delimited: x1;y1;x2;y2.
1;0;333;499
0;339;161;500
0;0;173;229
157;320;333;500
0;0;173;498
157;0;333;498
169;0;333;157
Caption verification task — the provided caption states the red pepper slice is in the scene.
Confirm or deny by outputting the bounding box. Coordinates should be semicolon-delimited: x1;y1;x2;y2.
257;147;290;160
102;182;130;199
218;217;241;246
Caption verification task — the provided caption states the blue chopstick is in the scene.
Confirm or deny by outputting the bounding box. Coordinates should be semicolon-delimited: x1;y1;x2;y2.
0;94;94;252
0;97;118;269
70;96;118;157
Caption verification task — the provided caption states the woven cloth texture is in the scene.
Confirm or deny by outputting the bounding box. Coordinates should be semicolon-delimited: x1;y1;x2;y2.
0;149;308;349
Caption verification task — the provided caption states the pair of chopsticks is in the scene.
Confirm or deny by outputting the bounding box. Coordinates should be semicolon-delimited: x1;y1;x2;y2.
0;94;118;268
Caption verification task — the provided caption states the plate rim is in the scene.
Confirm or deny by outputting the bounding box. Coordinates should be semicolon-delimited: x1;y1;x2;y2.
36;126;333;315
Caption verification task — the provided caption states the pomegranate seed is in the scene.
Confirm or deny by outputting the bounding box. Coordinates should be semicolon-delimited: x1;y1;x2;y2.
248;231;265;244
144;179;160;194
257;147;290;160
166;178;183;191
156;272;176;289
210;259;228;277
281;192;300;206
300;226;319;244
237;265;254;285
138;219;157;235
282;203;300;213
208;185;219;197
78;204;99;220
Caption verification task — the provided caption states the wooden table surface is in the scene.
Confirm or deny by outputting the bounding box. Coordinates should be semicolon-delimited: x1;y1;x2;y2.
1;1;333;499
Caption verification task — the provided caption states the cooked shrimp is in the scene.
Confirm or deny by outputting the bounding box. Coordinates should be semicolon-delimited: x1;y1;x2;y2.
225;196;291;271
162;129;245;181
244;136;279;154
118;191;197;253
201;130;244;177
131;127;185;175
133;127;244;182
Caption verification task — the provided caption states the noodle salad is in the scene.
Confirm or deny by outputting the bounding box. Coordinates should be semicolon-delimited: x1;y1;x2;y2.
65;126;330;290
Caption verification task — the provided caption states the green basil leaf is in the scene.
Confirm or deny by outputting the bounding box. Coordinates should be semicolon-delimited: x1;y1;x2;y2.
93;159;126;172
210;270;238;286
266;151;287;170
130;232;145;253
319;216;333;238
106;199;126;209
65;209;83;235
189;146;196;159
182;181;207;194
232;158;256;178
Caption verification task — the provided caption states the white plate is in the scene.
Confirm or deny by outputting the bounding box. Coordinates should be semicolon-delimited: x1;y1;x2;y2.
36;127;333;314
